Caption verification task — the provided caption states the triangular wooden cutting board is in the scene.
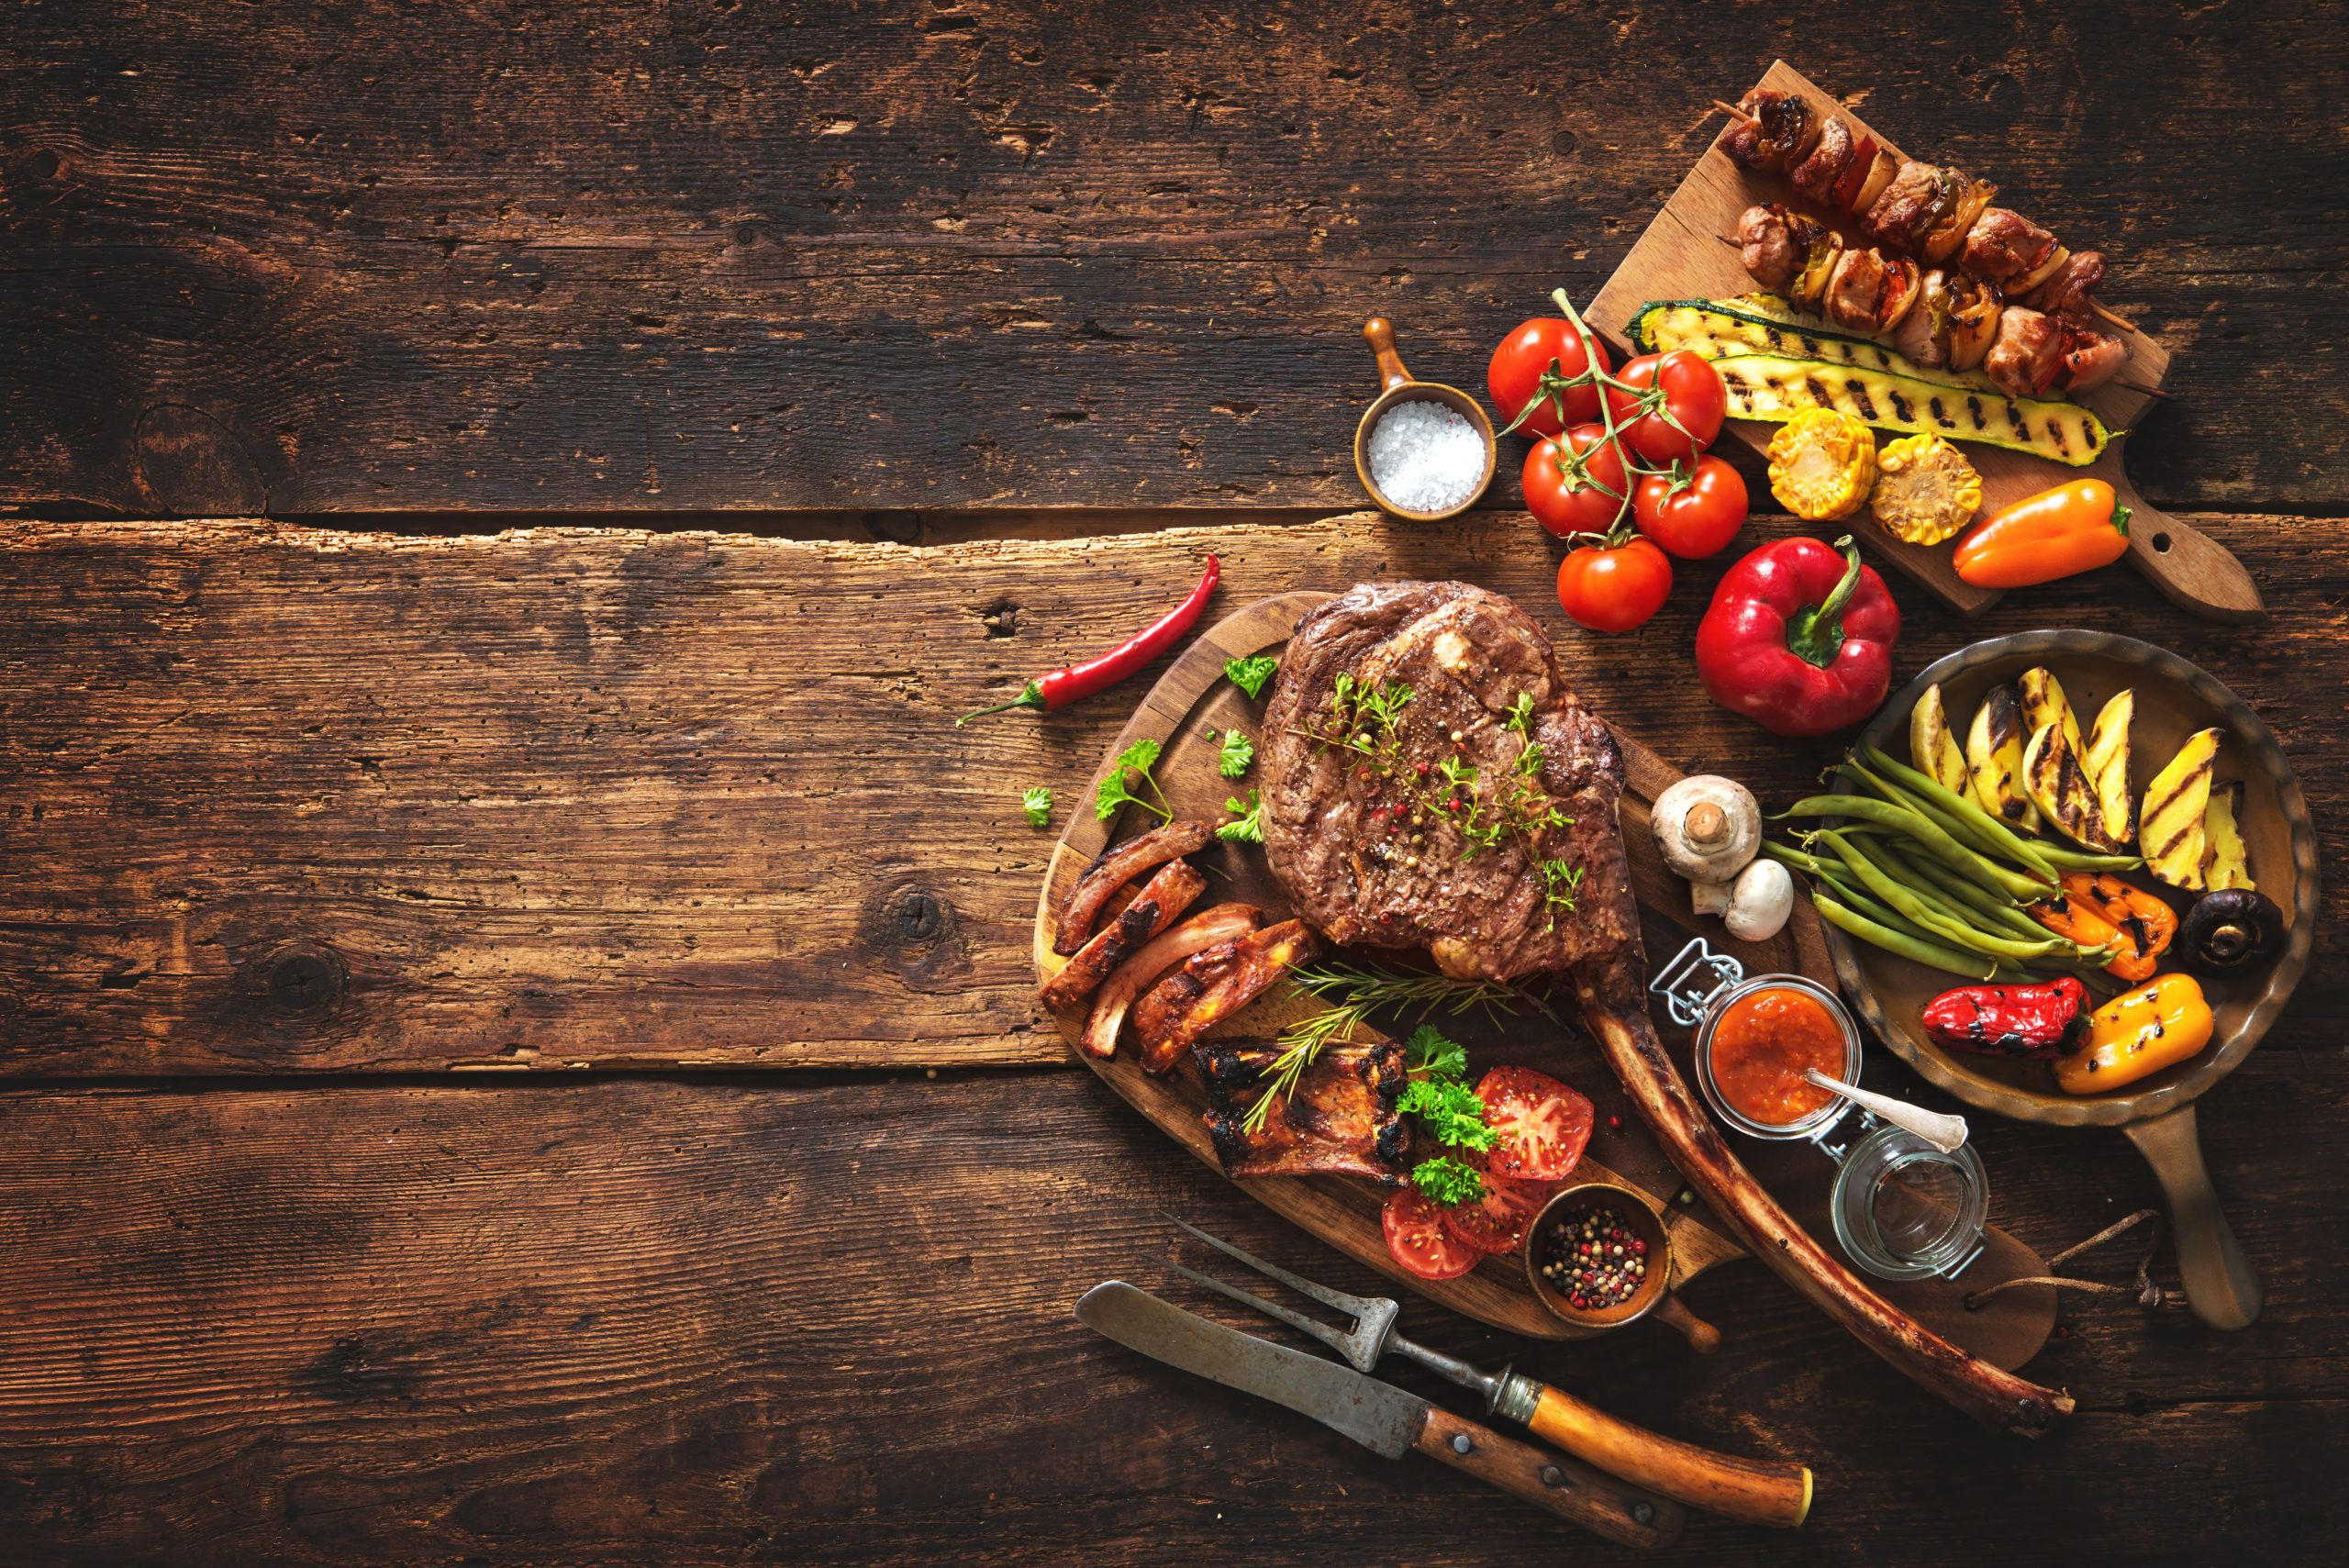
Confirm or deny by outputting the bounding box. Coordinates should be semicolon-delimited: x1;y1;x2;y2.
1586;60;2259;623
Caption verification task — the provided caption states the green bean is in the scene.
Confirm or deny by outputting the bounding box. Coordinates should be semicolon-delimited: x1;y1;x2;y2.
1760;840;1841;877
1853;767;2062;901
1821;831;2071;962
1776;795;2043;903
1760;840;1959;949
1811;868;1952;948
1857;746;2065;877
1876;840;2049;938
1812;893;1996;979
1875;842;2110;963
2032;843;2146;873
1839;760;2055;881
1860;745;2142;873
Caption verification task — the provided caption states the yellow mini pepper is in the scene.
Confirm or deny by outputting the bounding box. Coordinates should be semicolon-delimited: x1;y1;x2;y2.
2054;973;2215;1095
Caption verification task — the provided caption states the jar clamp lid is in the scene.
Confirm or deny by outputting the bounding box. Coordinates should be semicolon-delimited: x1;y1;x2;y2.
1650;937;1990;1283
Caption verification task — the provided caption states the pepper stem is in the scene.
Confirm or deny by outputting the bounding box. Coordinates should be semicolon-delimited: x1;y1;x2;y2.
1784;536;1865;671
956;681;1048;725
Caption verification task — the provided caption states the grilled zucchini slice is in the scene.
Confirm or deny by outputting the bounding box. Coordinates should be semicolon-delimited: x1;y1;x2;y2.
2142;728;2223;889
1633;295;2009;398
1705;352;2111;466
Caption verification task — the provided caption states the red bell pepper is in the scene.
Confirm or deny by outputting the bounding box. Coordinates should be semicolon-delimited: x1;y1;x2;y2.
1693;534;1899;738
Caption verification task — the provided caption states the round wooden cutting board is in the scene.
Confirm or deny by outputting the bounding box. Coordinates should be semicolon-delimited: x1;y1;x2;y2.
1034;592;2059;1368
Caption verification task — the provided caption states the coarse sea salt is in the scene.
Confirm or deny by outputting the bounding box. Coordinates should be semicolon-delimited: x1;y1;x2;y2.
1365;398;1487;514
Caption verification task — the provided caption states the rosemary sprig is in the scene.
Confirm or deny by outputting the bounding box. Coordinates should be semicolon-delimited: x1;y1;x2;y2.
1238;961;1557;1135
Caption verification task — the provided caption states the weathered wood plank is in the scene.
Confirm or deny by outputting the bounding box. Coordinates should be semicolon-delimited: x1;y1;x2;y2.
2;511;2340;1075
0;1068;2340;1564
2;1;2343;516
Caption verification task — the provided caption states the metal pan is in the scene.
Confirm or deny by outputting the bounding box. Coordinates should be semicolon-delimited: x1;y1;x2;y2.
1820;630;2318;1329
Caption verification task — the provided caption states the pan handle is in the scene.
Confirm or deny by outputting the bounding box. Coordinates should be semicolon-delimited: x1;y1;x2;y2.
2123;1104;2263;1330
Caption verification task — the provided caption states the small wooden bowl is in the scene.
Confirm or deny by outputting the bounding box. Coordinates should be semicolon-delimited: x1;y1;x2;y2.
1525;1181;1673;1331
1352;317;1497;521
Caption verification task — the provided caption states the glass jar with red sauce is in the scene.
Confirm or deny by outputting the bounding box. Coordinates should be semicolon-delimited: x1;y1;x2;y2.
1691;975;1864;1140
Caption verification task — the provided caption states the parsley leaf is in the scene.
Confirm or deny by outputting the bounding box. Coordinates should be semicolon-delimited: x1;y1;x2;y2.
1224;654;1280;700
1218;727;1255;779
1094;738;1173;823
1021;786;1053;828
1404;1023;1468;1084
1399;1077;1498;1151
1411;1154;1487;1208
1217;788;1265;843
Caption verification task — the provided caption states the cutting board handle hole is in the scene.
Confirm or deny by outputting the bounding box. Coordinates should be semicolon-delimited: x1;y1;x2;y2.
2152;532;2173;552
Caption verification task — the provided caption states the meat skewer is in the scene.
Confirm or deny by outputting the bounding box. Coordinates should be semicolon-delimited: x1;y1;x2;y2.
1716;90;2132;397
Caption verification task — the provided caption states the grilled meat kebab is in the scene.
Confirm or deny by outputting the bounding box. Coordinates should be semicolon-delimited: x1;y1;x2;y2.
1720;87;2129;397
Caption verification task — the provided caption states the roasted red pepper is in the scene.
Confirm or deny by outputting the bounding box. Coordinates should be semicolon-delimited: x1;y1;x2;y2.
958;555;1219;723
1693;534;1900;737
1922;977;2089;1060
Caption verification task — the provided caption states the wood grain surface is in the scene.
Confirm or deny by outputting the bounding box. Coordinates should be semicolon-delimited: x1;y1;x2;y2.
6;8;2348;1556
0;1064;2342;1565
4;511;2339;1076
2;1;2344;517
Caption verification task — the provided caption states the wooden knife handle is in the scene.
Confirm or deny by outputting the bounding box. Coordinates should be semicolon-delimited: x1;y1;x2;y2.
1413;1405;1685;1550
1520;1381;1811;1529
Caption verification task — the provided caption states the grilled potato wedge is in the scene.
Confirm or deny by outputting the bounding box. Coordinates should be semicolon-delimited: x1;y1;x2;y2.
2017;668;2082;755
1909;684;1970;796
2201;779;2254;892
2021;720;2109;851
1965;684;2040;831
2141;728;2222;889
2081;690;2137;853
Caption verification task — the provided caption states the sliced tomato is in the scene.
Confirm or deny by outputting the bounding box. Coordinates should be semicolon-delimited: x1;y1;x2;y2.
1438;1152;1555;1256
1382;1185;1483;1280
1476;1066;1595;1181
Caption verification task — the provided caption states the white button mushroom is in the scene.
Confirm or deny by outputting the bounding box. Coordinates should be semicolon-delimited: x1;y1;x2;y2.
1651;776;1763;884
1723;858;1795;942
1690;879;1733;917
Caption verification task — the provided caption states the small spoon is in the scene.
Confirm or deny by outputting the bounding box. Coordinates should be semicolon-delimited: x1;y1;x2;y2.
1803;1068;1969;1153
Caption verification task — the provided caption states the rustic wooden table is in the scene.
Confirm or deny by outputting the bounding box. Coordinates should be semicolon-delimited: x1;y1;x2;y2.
4;4;2344;1562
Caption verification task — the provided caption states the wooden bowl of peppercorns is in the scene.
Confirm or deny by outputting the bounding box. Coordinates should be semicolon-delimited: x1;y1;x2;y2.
1527;1183;1673;1331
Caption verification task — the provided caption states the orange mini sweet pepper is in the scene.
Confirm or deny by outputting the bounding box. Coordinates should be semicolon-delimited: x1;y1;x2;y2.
1953;479;2131;589
2032;872;2176;984
2054;973;2214;1095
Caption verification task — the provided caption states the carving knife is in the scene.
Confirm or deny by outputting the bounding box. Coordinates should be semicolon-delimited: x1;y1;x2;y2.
1074;1281;1684;1549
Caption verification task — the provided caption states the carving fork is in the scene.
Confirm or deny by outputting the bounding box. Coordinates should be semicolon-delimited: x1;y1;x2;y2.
1161;1213;1813;1529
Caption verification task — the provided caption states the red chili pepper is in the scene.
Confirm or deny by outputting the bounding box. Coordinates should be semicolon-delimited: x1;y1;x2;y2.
957;555;1219;723
1921;977;2089;1060
1693;533;1899;737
